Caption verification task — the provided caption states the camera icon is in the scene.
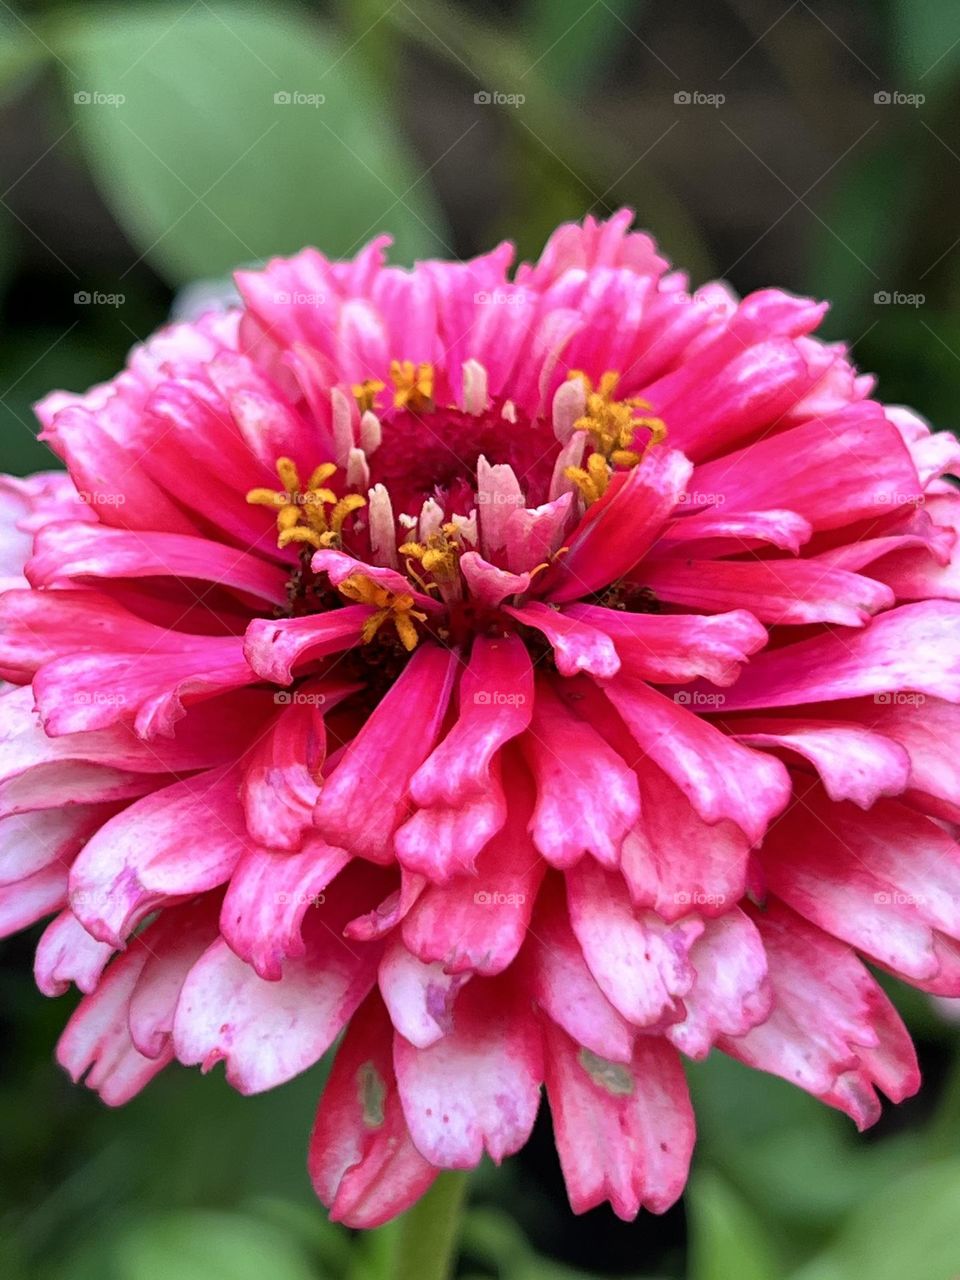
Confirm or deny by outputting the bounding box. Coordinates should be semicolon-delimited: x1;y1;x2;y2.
673;690;691;704
874;90;892;105
474;91;492;105
473;690;491;704
473;890;492;904
74;291;91;304
874;291;891;305
74;91;91;104
274;690;292;705
274;91;292;104
674;90;692;105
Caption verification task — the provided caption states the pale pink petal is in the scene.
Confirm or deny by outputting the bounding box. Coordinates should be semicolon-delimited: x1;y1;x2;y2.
394;978;543;1167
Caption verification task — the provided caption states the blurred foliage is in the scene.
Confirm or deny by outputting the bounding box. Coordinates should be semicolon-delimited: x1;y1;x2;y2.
2;0;960;1276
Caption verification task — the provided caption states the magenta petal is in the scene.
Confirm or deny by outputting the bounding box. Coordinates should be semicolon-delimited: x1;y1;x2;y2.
409;634;532;808
543;450;692;604
315;644;459;863
603;676;790;844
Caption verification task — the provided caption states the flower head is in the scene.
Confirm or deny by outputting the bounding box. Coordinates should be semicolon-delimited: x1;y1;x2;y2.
3;210;960;1225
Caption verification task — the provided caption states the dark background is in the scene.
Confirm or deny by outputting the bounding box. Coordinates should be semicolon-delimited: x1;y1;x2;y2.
3;2;960;1277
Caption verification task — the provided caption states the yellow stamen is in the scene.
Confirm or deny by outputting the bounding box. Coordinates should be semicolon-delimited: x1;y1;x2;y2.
338;574;427;652
390;360;435;412
564;369;667;504
352;379;385;414
398;522;462;583
247;458;366;551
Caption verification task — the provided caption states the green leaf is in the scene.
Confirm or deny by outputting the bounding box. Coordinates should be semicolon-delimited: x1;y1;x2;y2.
0;22;46;103
687;1170;783;1280
52;3;449;283
790;1160;960;1280
519;0;644;87
109;1210;317;1280
891;0;960;92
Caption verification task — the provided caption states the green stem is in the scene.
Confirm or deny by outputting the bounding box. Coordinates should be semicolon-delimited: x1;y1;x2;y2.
390;1170;470;1280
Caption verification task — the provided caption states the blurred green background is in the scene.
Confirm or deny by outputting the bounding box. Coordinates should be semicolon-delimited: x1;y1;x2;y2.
3;1;960;1276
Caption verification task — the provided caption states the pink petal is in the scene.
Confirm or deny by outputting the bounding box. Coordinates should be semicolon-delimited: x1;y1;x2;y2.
56;946;172;1106
545;1022;694;1219
760;789;960;985
717;601;960;710
620;756;753;922
409;634;533;809
394;977;543;1167
243;606;370;685
27;522;287;605
641;558;893;627
240;678;356;850
722;901;919;1129
665;909;771;1059
402;770;544;976
690;402;922;530
565;858;702;1030
565;604;766;686
505;602;620;678
522;678;639;867
379;935;470;1048
603;676;790;844
314;645;458;863
731;717;911;808
310;995;437;1228
219;835;351;981
68;768;250;947
128;896;222;1058
34;908;115;996
174;869;383;1093
543;450;692;604
527;876;635;1063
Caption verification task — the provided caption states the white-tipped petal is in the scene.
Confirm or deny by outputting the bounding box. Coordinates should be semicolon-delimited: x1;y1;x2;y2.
461;359;489;415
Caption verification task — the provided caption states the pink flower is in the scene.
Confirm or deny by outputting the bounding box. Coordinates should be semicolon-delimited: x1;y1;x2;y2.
3;209;960;1224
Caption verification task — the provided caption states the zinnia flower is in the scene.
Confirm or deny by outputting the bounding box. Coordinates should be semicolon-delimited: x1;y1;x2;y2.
3;210;960;1226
